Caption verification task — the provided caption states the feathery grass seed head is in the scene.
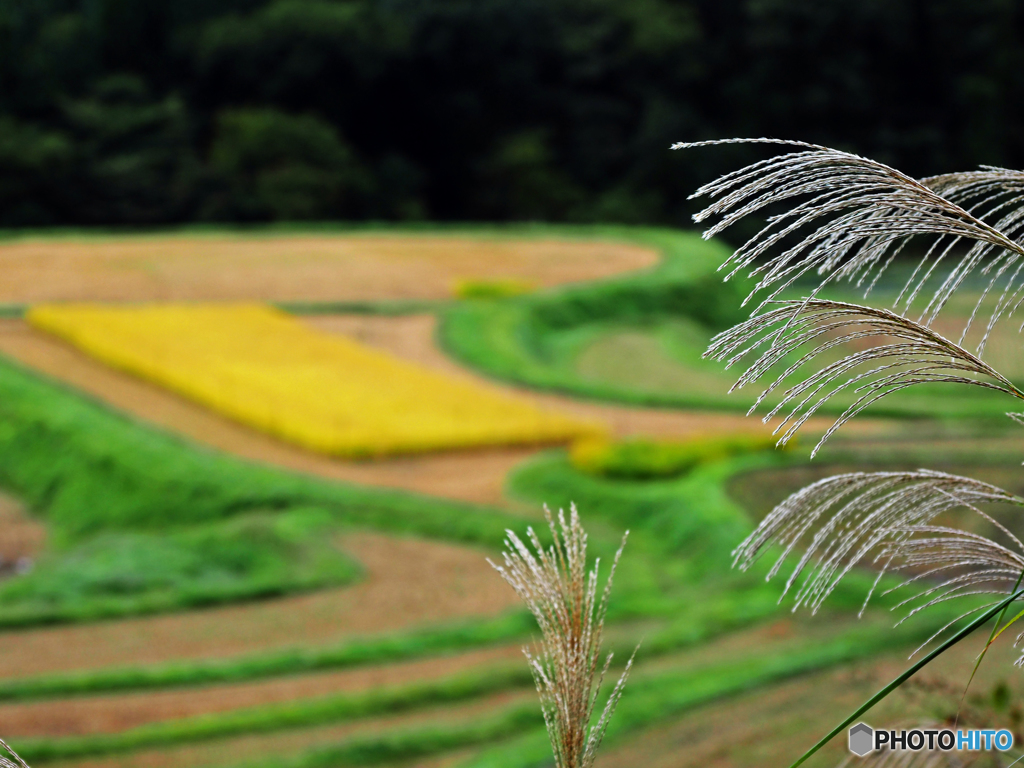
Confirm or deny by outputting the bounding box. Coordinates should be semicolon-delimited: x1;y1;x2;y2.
734;469;1024;656
489;505;635;768
0;738;29;768
679;136;1024;764
674;139;1024;448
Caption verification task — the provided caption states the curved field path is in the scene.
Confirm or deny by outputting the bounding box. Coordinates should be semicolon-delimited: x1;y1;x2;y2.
0;532;517;680
0;233;657;304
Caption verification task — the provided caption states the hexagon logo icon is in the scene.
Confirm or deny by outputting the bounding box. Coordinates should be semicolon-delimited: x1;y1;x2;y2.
849;723;874;757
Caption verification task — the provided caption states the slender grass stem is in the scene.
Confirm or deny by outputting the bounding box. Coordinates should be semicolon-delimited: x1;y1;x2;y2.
789;587;1024;768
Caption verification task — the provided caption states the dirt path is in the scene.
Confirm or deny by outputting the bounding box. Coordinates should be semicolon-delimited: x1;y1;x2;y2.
306;314;891;440
0;233;657;304
0;318;885;507
0;532;518;679
0;493;45;563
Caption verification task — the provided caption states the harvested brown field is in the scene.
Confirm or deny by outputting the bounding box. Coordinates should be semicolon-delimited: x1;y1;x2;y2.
0;532;518;679
0;233;658;304
599;631;1024;768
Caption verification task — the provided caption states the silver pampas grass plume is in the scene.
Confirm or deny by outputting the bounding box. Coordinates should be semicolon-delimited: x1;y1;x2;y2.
489;505;635;768
733;470;1024;656
674;136;1024;765
674;137;1024;654
673;139;1024;326
0;739;28;768
705;298;1023;456
672;138;1024;450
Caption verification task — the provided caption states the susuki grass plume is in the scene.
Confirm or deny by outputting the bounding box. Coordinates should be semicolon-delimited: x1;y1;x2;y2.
673;138;1024;766
732;470;1024;654
670;138;1024;641
489;505;635;768
0;738;29;768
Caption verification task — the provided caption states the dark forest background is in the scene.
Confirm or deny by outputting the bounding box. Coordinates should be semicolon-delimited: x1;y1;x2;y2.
1;0;1022;227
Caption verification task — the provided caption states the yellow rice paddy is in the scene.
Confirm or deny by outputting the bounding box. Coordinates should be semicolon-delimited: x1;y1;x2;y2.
28;303;600;457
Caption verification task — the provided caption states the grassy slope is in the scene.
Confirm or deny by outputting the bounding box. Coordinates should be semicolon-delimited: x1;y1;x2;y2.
503;448;920;620
10;449;971;765
0;353;534;625
439;228;742;408
439;226;1016;421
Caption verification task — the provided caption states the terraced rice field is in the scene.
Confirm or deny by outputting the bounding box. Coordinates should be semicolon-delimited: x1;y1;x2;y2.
0;226;1012;768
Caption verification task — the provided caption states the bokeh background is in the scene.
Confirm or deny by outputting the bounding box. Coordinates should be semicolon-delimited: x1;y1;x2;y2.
4;0;1024;227
0;2;1022;767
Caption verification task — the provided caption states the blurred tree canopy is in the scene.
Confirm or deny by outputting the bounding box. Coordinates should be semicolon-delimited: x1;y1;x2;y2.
0;0;1022;226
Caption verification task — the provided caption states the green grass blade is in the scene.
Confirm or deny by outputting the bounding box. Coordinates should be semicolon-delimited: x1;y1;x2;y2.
955;569;1024;726
984;604;1024;648
788;587;1024;768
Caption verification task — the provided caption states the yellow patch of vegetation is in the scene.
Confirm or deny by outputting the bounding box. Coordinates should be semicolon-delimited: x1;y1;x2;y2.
27;303;600;458
452;277;535;300
570;434;783;479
